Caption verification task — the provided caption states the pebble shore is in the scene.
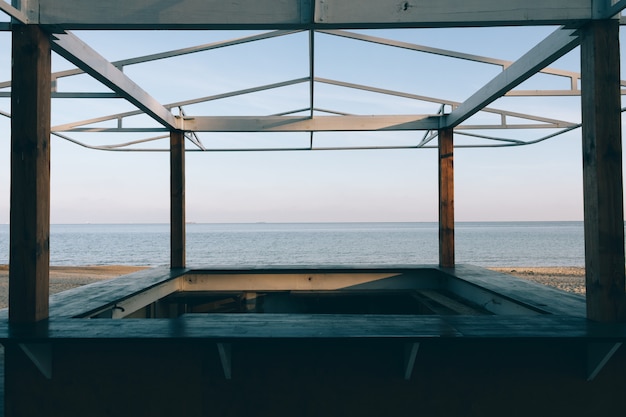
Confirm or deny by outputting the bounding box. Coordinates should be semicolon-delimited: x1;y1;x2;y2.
488;267;585;295
0;265;586;309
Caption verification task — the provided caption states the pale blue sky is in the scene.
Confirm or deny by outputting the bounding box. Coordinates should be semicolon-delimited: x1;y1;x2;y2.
0;26;623;223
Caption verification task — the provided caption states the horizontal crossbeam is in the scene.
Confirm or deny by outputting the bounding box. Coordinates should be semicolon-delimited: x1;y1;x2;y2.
181;115;441;132
28;0;597;29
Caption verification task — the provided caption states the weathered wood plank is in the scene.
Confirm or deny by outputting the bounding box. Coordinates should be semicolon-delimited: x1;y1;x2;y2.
47;267;187;318
0;314;624;342
0;264;589;325
9;25;52;323
442;265;587;317
38;0;311;28
170;131;186;268
438;128;454;267
580;19;626;322
34;0;593;28
183;271;425;292
315;0;592;27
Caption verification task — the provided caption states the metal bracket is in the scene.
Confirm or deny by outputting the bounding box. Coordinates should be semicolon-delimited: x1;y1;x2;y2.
217;343;232;380
19;343;52;380
587;342;622;381
404;342;420;380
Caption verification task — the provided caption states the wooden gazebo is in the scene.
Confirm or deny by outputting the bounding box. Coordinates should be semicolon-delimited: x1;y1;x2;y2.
2;1;626;416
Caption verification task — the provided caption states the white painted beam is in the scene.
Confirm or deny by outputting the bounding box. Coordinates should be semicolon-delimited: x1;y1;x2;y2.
50;31;178;130
0;1;29;23
445;28;580;129
182;115;441;132
321;30;583;88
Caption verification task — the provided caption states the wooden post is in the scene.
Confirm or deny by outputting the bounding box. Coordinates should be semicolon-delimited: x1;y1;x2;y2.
580;19;626;322
438;128;455;268
170;130;186;268
9;25;52;323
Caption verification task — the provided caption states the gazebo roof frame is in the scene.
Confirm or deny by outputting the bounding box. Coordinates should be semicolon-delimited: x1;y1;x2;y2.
1;1;625;152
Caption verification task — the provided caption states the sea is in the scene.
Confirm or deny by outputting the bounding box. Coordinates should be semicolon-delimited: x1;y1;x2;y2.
0;221;590;267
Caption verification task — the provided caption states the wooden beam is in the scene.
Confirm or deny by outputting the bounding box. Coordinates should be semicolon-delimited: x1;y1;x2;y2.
217;343;233;380
18;343;53;379
404;342;420;380
605;0;626;18
0;1;30;23
38;0;312;29
33;0;592;28
50;31;178;130
315;0;592;27
182;115;441;132
580;19;626;322
438;128;454;268
170;131;186;269
9;25;52;323
587;342;623;381
445;27;579;128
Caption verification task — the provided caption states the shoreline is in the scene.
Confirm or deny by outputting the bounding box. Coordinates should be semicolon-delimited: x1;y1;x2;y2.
0;265;585;309
488;266;585;295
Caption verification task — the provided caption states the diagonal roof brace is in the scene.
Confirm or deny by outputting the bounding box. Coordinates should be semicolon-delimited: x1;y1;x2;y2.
50;31;179;130
0;1;29;23
599;0;626;19
444;27;580;129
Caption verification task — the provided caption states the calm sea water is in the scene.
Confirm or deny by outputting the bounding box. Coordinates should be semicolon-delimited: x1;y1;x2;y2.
0;222;587;267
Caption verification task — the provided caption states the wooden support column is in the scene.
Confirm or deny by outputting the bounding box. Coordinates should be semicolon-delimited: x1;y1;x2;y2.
9;25;52;323
580;19;626;322
170;130;186;268
438;128;455;268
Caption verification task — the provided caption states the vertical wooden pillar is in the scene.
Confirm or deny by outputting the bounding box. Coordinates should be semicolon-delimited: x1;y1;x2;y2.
9;25;52;323
580;19;626;322
438;128;455;268
170;130;186;268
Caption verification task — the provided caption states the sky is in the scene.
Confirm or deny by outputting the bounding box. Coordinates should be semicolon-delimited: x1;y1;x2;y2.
0;22;624;224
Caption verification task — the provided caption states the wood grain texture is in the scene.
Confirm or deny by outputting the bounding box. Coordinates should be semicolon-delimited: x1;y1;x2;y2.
580;19;626;322
438;128;454;267
9;25;52;323
0;314;624;343
170;131;186;268
47;266;187;318
443;264;586;317
37;0;592;28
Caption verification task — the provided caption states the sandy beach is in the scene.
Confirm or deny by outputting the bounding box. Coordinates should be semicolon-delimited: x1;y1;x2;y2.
0;265;586;309
0;265;148;309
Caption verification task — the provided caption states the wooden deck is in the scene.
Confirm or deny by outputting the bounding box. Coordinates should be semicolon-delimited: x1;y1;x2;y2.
1;264;587;318
0;264;599;343
0;313;625;342
0;264;618;346
0;265;625;417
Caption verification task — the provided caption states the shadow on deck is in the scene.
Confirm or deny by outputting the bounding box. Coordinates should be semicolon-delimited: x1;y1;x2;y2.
0;265;624;417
